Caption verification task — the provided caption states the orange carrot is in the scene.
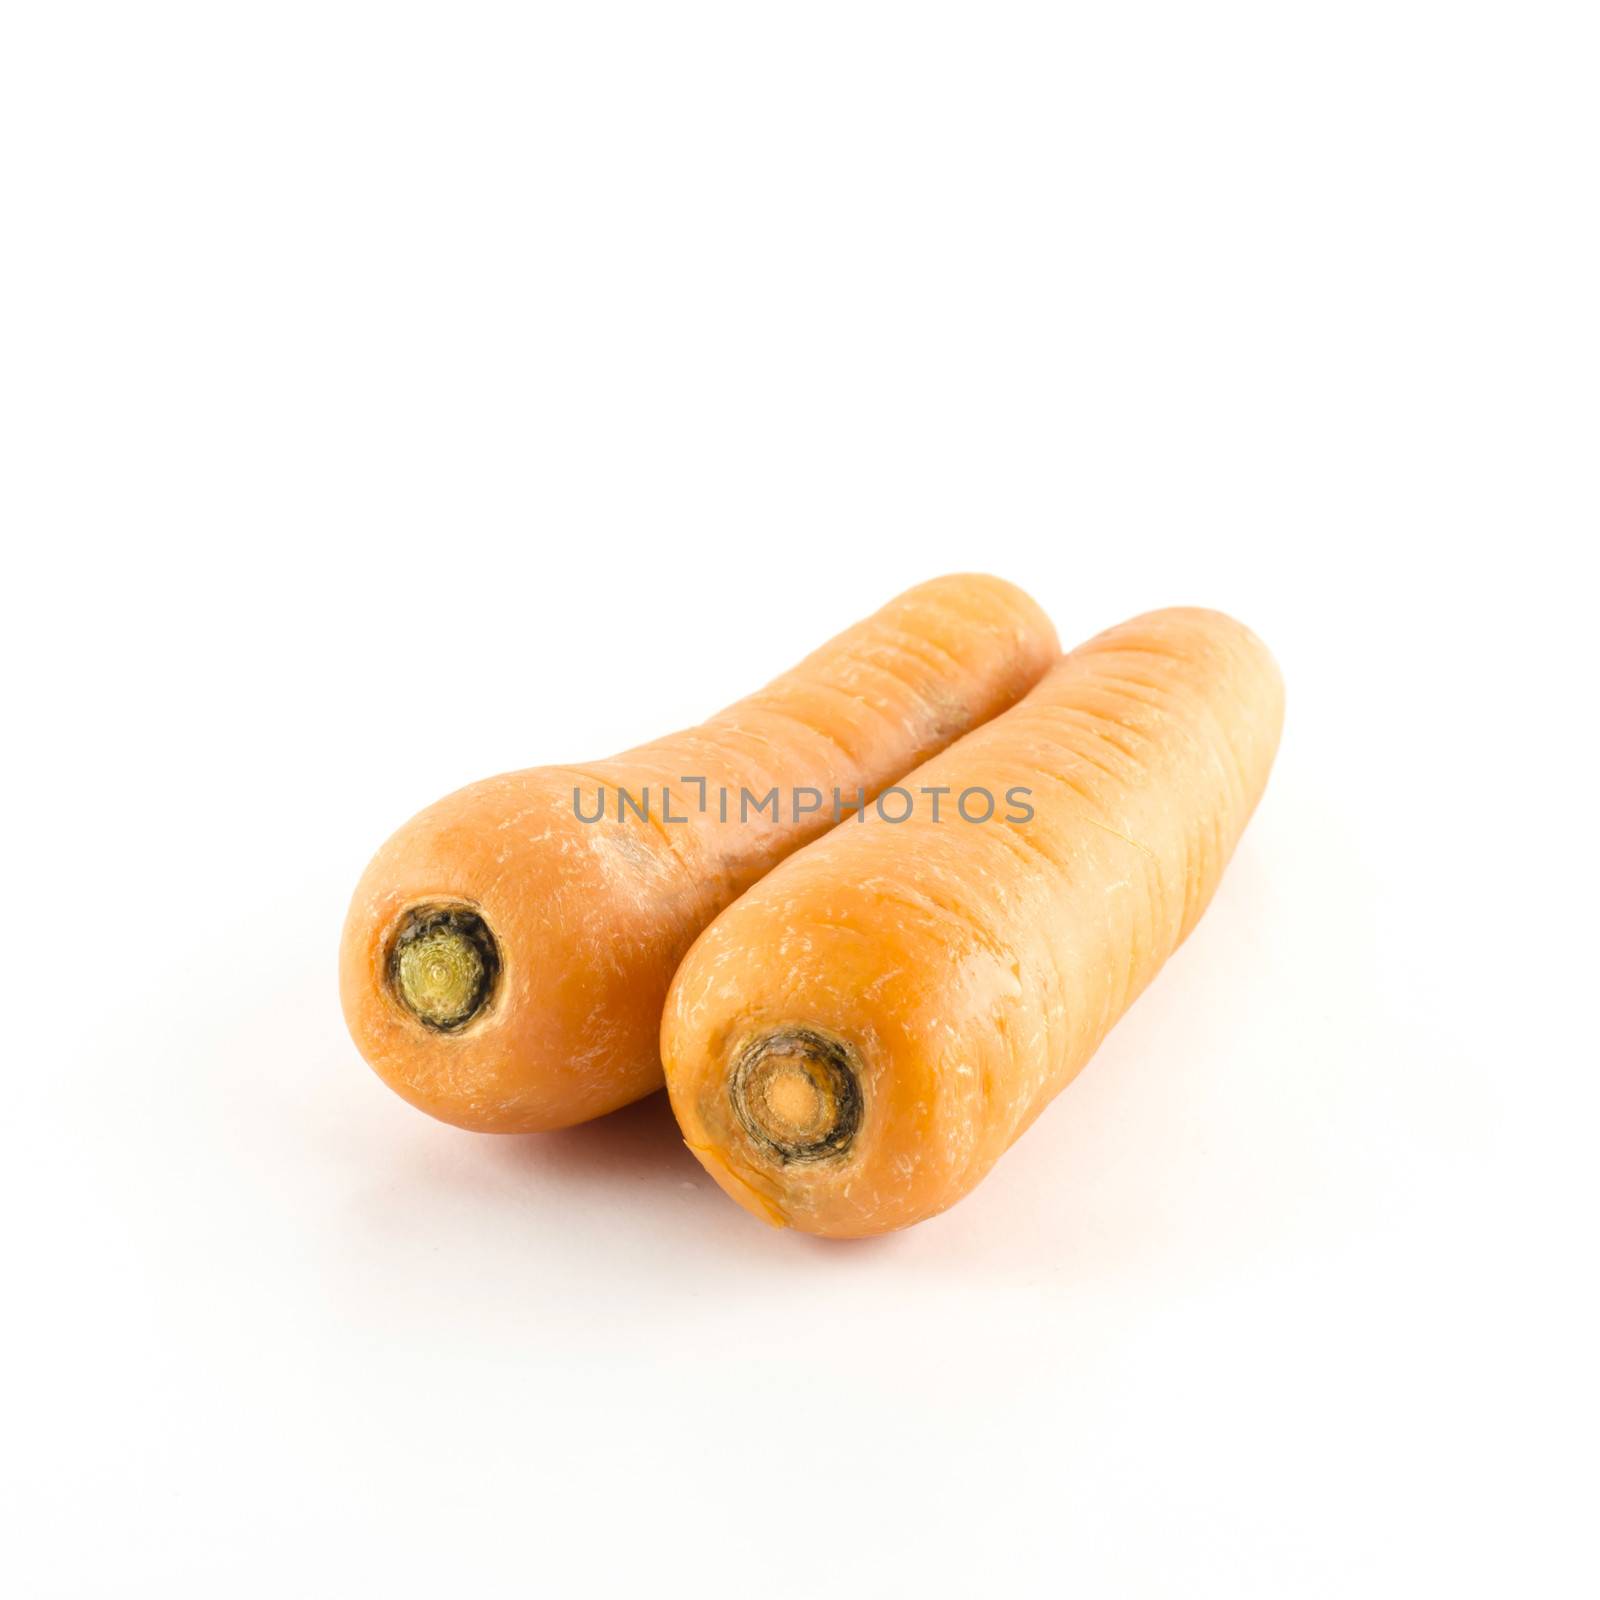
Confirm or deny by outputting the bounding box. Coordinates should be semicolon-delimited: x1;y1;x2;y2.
661;607;1283;1236
340;575;1058;1132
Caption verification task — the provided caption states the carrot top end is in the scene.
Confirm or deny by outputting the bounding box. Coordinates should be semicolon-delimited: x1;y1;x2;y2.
729;1027;862;1164
389;905;500;1032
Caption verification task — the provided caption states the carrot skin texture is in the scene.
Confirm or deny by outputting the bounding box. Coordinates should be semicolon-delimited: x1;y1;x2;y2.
339;576;1058;1133
661;607;1285;1237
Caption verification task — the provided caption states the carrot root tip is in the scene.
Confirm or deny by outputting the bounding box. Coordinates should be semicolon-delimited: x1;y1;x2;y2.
389;905;500;1031
729;1028;862;1163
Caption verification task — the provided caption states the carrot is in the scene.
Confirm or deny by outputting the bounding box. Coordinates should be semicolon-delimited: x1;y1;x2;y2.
660;607;1284;1236
339;575;1058;1133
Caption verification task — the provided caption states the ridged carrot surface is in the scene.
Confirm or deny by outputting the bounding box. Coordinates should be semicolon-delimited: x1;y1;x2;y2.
661;607;1283;1236
340;575;1058;1132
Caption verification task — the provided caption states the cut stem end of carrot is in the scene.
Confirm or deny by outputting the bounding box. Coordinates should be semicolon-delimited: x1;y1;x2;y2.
390;905;500;1031
729;1028;862;1163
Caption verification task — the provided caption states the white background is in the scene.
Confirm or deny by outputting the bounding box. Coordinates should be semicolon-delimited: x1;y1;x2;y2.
4;4;1596;1596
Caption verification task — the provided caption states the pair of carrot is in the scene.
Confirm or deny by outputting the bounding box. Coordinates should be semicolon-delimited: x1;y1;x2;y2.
340;576;1283;1237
